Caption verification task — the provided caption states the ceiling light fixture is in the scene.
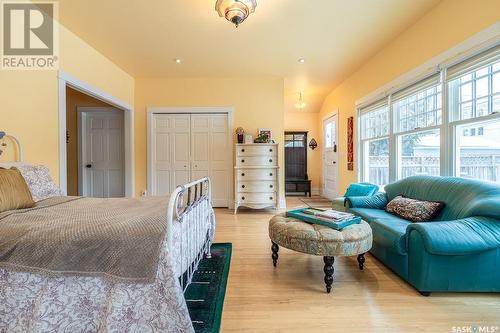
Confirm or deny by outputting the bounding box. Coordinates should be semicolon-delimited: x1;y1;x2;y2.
174;58;182;64
298;58;305;64
295;92;306;109
215;0;257;28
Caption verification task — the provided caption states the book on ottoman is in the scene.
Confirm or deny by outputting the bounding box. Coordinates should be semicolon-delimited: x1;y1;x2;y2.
286;208;361;230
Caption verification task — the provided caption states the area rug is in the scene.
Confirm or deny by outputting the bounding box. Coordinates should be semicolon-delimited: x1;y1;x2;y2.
185;243;232;333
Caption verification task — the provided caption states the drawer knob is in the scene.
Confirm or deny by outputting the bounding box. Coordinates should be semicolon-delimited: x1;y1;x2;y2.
269;148;273;152
269;184;273;188
269;173;273;176
242;196;245;200
241;159;245;163
242;185;245;188
241;173;245;176
269;159;273;163
241;149;245;152
269;197;273;200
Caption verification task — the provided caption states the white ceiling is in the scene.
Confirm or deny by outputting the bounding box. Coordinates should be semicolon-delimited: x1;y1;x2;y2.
58;0;441;112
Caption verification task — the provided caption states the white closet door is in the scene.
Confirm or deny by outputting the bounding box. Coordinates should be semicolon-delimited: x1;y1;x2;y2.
152;114;190;195
191;114;229;207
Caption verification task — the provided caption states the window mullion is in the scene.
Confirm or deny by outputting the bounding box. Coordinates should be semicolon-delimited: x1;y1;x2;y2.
388;94;396;183
441;68;451;176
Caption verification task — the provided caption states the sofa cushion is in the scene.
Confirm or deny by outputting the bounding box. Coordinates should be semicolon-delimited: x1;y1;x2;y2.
344;183;378;197
384;176;500;221
350;208;410;255
385;195;444;222
407;217;500;255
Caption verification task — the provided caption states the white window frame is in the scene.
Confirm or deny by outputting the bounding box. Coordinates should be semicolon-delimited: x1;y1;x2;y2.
358;101;390;186
356;35;500;185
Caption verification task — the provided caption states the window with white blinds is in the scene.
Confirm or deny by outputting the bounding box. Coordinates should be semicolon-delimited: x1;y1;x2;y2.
447;45;500;121
357;43;500;184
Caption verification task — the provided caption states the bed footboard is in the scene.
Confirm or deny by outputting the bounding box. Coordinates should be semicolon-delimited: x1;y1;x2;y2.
166;177;215;291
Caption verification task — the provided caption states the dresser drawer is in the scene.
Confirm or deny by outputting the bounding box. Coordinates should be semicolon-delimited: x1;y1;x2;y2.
238;181;276;192
236;168;277;181
236;192;277;204
236;145;277;156
236;155;277;167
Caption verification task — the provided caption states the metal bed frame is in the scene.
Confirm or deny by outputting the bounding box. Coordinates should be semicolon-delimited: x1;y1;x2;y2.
166;176;215;291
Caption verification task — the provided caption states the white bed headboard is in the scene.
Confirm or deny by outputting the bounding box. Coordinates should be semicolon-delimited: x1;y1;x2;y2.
0;131;24;164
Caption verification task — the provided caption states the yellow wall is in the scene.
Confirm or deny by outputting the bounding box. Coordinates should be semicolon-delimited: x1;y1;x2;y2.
284;112;321;193
134;77;285;200
318;0;500;193
0;24;134;183
65;87;114;195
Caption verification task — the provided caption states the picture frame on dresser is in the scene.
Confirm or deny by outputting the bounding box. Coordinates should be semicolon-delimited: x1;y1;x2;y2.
258;128;272;140
234;143;279;214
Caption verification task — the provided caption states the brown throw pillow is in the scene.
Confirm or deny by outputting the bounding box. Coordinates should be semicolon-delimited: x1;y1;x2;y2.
0;167;35;213
385;195;444;222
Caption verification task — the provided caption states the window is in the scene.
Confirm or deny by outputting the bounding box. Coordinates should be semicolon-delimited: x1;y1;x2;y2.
397;130;440;179
456;118;500;183
357;45;500;184
285;133;305;148
448;45;500;121
324;123;333;148
393;82;442;132
359;102;389;186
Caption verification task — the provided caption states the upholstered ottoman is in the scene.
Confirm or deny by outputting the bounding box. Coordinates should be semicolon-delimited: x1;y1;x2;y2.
268;214;373;293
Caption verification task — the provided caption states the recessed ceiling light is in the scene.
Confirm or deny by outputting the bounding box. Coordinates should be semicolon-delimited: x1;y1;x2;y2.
298;58;305;64
174;58;182;64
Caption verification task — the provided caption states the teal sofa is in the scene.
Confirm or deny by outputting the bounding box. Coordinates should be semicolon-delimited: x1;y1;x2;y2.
345;176;500;295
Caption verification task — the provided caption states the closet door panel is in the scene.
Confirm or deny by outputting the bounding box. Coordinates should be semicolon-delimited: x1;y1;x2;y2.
171;116;191;190
210;115;229;207
150;112;229;207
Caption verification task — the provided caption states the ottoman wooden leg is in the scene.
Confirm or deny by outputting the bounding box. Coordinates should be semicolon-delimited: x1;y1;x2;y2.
271;242;279;267
357;253;366;271
323;256;335;293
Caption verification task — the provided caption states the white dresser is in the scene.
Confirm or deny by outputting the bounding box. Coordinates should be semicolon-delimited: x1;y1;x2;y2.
234;143;279;214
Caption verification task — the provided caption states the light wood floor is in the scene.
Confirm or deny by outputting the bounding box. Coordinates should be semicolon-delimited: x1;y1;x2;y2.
214;197;500;333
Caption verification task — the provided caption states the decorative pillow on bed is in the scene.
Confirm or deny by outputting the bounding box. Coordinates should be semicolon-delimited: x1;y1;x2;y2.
16;165;63;201
0;167;35;212
385;195;444;222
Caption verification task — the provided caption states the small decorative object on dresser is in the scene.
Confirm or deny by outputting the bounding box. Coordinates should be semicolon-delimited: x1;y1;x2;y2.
244;134;253;144
258;128;272;139
234;143;279;214
235;127;245;144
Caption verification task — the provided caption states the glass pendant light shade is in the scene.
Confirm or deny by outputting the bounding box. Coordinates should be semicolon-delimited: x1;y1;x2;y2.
215;0;257;27
295;92;307;109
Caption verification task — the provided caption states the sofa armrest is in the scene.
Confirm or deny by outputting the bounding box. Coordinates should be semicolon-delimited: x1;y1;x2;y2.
345;193;388;209
406;217;500;255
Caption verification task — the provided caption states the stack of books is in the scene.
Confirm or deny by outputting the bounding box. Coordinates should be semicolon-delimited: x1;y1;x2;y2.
286;208;361;230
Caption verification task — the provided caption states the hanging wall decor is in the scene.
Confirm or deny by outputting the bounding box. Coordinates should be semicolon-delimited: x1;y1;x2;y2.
347;116;354;171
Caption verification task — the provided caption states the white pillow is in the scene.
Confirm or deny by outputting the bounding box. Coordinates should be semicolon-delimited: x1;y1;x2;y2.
15;165;63;201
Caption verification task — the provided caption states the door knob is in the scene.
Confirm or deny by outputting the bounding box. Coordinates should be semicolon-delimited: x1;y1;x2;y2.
85;164;92;168
332;161;337;164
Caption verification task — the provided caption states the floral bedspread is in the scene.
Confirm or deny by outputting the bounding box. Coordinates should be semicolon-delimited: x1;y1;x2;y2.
0;228;196;333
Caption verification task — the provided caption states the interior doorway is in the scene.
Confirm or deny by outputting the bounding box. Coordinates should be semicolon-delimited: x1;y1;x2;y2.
322;114;339;200
284;131;311;197
78;107;125;197
66;87;125;198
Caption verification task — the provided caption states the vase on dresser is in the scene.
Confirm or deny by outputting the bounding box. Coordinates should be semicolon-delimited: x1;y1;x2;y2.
234;143;279;214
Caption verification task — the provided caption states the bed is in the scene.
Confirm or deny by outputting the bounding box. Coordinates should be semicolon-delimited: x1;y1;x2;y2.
0;162;215;333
